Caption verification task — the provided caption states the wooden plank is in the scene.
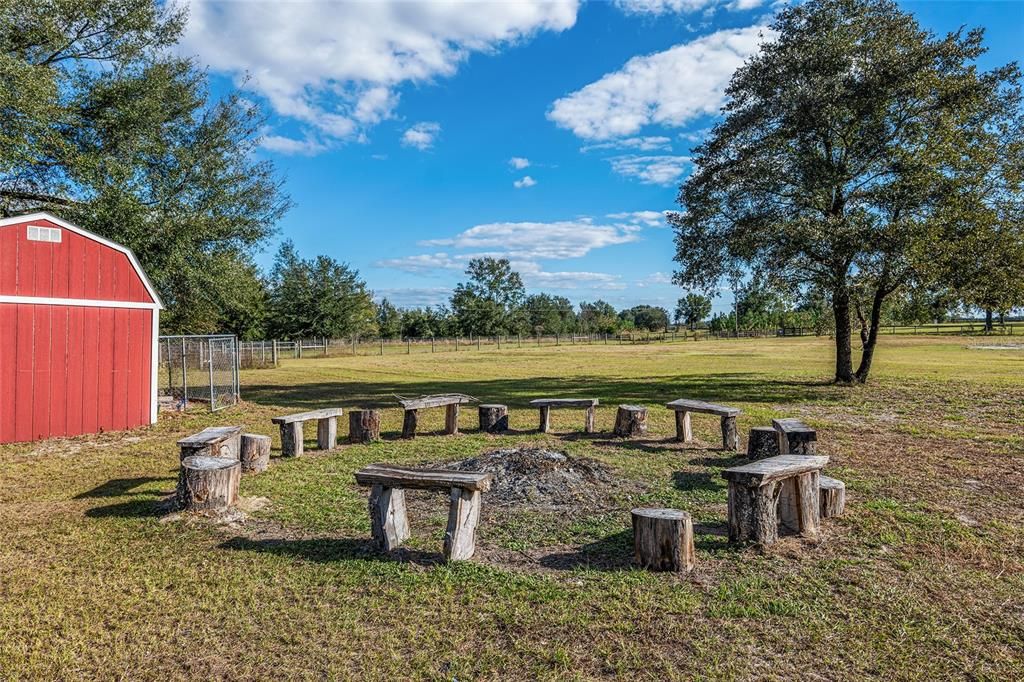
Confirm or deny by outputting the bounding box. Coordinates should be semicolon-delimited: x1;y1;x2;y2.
771;417;814;434
529;398;599;408
398;394;475;410
177;425;243;447
721;454;829;487
354;464;493;492
270;407;344;424
665;398;740;416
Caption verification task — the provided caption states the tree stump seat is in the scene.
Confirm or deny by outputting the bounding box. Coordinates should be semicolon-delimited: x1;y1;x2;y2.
772;418;817;455
478;404;509;433
819;475;846;518
632;508;695;572
353;464;493;561
349;409;382;443
397;394;476;439
665;399;741;451
613;405;648;437
721;455;829;545
746;426;780;459
176;455;240;512
239;433;271;473
529;398;598;434
271;408;344;456
176;426;242;461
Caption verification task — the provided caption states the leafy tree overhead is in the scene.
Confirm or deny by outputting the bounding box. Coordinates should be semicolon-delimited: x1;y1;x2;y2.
675;293;713;329
450;257;526;335
669;0;1024;383
0;0;290;333
266;241;375;340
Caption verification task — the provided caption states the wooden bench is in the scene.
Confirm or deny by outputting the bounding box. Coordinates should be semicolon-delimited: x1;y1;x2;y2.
721;454;829;545
353;464;494;561
772;418;817;454
271;408;344;457
529;398;598;433
398;394;475;438
177;426;242;461
666;399;741;451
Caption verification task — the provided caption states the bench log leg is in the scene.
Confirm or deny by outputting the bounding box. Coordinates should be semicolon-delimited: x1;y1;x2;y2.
675;411;692;442
584;406;596;433
443;487;481;561
317;416;338;450
444;404;460;435
778;472;821;538
368;484;410;551
538;406;551;433
728;480;781;545
280;422;303;457
401;409;418;439
784;432;816;455
721;416;739;452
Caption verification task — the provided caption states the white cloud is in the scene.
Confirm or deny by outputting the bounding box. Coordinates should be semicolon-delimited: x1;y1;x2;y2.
608;155;690;185
606;210;668;227
419;218;641;260
402;122;441;150
509;157;531;170
525;270;626;290
547;25;768;140
373;287;452;307
636;272;673;287
374;253;462;274
260;134;329;156
613;0;765;14
513;175;537;189
181;1;579;150
580;136;673;153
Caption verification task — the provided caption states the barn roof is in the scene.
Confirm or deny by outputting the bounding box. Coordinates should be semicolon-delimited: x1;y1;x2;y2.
0;211;163;309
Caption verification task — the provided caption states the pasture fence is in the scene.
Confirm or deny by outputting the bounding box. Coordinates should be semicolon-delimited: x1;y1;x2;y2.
157;334;240;411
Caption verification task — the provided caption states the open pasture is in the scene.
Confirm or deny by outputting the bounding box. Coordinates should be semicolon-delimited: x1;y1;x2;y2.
1;336;1022;680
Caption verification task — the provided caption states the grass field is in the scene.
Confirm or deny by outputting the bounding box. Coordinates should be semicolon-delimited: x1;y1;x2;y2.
1;336;1022;680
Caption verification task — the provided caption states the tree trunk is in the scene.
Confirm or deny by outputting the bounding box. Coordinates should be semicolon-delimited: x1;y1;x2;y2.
985;308;994;332
855;283;887;384
832;285;855;383
613;405;648;437
348;409;382;443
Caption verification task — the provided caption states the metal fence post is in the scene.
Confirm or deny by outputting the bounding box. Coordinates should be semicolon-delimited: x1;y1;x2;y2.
180;337;187;406
208;338;215;409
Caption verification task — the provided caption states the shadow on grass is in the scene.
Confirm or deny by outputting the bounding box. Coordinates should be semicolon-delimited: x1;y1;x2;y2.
85;498;170;518
218;536;446;566
74;477;173;499
671;470;725;493
243;374;840;413
536;530;634;571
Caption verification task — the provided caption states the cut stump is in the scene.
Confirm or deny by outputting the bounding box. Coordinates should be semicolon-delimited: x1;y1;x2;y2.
478;404;509;433
613;405;648;437
239;433;271;474
401;409;418;439
349;409;382;443
721;415;740;452
747;426;779;459
279;422;303;457
819;475;846;518
176;456;240;512
632;508;695;572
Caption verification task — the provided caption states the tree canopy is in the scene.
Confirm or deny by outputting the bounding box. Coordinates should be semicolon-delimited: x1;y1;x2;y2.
669;0;1024;383
675;294;713;329
450;257;526;335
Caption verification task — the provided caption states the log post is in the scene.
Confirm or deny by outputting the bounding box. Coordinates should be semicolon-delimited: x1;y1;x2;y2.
631;508;695;572
746;426;779;459
279;422;303;457
727;480;782;545
538;406;551;433
176;456;240;512
720;415;740;452
674;410;692;442
348;409;382;443
444;403;460;435
368;484;410;551
613;405;648;437
316;416;338;450
239;434;271;474
478;404;509;433
401;409;418;439
777;471;821;538
443;487;482;561
584;405;596;433
782;431;817;455
819;475;846;518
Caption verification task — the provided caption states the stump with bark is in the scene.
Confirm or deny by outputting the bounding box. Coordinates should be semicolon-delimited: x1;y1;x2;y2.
631;508;695;572
819;475;846;518
401;409;418;439
349;409;382;443
176;456;240;512
746;426;779;459
478;404;509;433
239;433;271;474
613;405;648;437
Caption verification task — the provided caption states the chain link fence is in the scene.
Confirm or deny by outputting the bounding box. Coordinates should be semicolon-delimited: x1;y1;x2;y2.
158;335;240;411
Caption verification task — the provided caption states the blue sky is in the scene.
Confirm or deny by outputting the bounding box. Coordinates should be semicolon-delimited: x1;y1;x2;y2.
180;0;1023;313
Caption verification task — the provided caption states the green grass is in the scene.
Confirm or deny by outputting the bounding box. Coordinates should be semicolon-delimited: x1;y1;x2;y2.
1;335;1022;680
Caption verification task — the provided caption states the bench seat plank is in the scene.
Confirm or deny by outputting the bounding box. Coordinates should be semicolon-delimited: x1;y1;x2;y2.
772;417;814;434
355;464;493;492
271;408;344;424
177;425;242;447
722;455;829;487
665;399;740;416
529;398;599;408
399;394;475;410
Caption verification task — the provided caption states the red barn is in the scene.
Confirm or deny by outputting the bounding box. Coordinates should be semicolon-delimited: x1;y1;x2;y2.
0;212;162;444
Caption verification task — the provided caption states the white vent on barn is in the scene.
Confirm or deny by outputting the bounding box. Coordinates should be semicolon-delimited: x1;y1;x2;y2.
27;225;62;243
